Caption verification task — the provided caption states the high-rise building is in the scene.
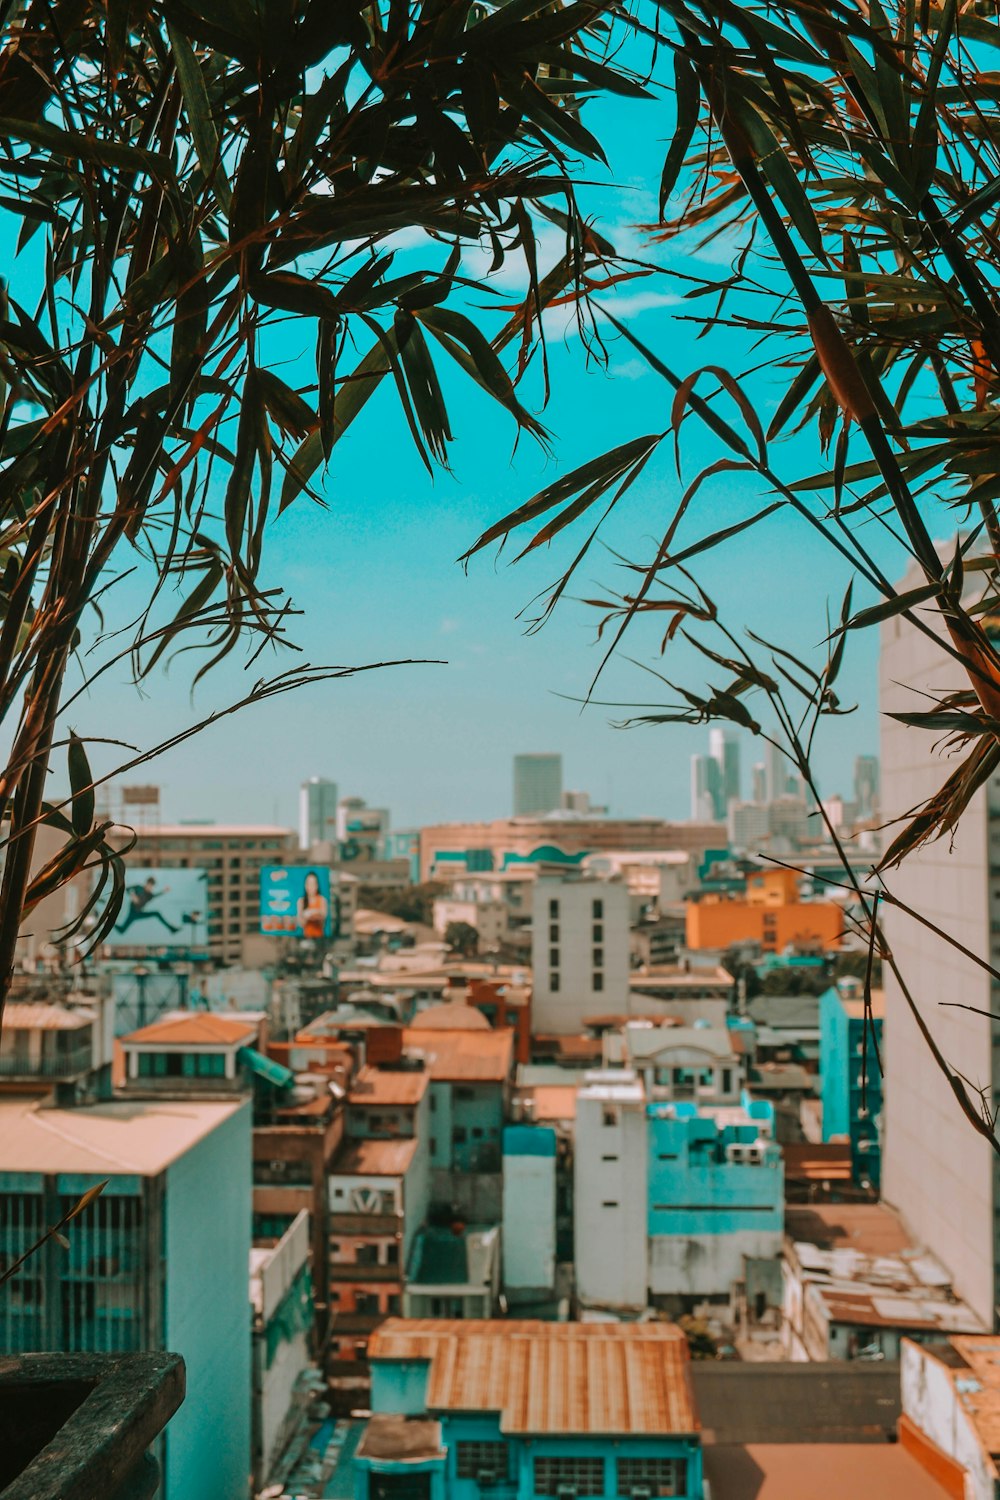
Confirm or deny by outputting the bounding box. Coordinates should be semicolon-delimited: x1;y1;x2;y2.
709;728;741;810
513;753;562;816
751;762;767;802
854;754;880;819
763;739;787;804
299;776;338;849
531;875;629;1032
880;559;1000;1327
690;754;721;821
561;789;591;813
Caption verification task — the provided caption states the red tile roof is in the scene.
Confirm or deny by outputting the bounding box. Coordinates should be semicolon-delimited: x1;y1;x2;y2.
122;1013;257;1046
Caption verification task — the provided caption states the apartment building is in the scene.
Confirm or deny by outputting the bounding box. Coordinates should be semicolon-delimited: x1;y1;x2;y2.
124;822;298;964
531;876;630;1033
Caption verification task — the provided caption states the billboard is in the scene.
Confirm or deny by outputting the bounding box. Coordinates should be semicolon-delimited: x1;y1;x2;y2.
260;865;334;939
106;867;209;949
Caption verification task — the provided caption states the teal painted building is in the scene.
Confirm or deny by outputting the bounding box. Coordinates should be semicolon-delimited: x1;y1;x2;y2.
355;1320;703;1500
820;984;883;1190
0;1094;253;1500
646;1095;783;1299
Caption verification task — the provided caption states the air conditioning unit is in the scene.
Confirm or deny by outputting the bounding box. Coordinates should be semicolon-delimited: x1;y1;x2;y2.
631;1487;652;1499
557;1486;578;1498
725;1144;746;1164
745;1146;763;1165
476;1471;498;1485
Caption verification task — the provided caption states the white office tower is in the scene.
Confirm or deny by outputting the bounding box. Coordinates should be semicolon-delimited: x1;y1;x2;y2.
531;875;629;1032
574;1070;648;1310
513;753;563;816
881;562;1000;1327
752;762;766;803
691;754;721;821
763;738;787;804
299;777;338;850
709;727;741;810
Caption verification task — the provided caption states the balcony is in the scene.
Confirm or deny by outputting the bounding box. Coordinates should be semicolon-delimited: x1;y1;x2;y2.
0;1351;183;1500
0;1047;93;1080
329;1261;401;1283
329;1212;400;1235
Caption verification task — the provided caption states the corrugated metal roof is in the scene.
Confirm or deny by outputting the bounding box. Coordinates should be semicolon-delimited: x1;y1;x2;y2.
349;1065;428;1106
367;1320;697;1435
931;1336;1000;1460
402;1028;513;1082
330;1137;418;1177
122;1013;257;1046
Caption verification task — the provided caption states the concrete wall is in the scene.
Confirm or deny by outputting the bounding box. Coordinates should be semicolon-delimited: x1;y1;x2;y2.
574;1079;648;1309
502;1127;556;1296
430;1169;503;1222
881;577;1000;1327
820;987;850;1140
163;1099;253;1500
648;1228;780;1299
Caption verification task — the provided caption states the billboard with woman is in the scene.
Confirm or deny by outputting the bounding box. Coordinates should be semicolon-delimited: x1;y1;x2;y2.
260;866;333;938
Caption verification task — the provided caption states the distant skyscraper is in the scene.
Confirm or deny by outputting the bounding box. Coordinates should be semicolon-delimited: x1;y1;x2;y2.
299;776;338;849
763;739;787;804
854;754;880;818
690;754;721;821
752;763;766;803
514;754;563;816
709;728;741;811
562;790;591;813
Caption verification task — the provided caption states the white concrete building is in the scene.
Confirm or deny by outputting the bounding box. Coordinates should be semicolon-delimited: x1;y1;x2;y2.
531;875;629;1033
502;1124;557;1302
880;556;1000;1329
432;895;509;949
251;1210;313;1488
901;1336;1000;1499
574;1070;648;1310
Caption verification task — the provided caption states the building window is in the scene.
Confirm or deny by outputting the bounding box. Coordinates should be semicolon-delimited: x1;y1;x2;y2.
456;1443;509;1482
617;1457;687;1496
592;899;603;919
534;1457;605;1495
592;948;604;966
456;1086;475;1101
602;1200;619;1208
453;1127;468;1145
593;973;604;992
550;923;560;942
549;947;560;969
549;899;559;918
551;973;560;992
593;923;603;942
602;1107;618;1127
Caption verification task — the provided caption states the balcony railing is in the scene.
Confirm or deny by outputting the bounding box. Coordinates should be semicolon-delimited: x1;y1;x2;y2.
329;1261;401;1283
0;1048;93;1079
329;1212;401;1234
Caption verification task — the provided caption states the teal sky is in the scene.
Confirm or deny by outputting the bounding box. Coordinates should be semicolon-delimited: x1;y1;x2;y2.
14;74;907;830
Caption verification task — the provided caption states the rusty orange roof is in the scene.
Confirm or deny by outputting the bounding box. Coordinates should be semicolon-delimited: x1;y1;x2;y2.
925;1336;1000;1462
3;1001;95;1031
403;1027;513;1082
409;1003;491;1032
367;1320;697;1435
526;1085;577;1122
349;1065;429;1106
703;1444;951;1499
122;1013;258;1047
331;1137;418;1177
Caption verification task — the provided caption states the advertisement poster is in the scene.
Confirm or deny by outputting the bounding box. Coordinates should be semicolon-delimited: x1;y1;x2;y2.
260;865;333;939
106;868;209;949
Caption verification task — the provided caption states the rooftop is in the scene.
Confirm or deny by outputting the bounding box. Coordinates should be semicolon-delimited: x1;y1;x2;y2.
367;1319;697;1435
921;1335;1000;1460
330;1137;418;1177
2;1001;95;1031
409;1003;491;1032
786;1204;913;1257
701;1444;949;1500
0;1095;245;1176
839;987;886;1020
630;966;733;990
356;1414;444;1463
121;1011;258;1047
132;823;293;837
407;1224;499;1288
620;1020;738;1063
522;1085;577;1122
402;1027;513;1082
349;1065;428;1107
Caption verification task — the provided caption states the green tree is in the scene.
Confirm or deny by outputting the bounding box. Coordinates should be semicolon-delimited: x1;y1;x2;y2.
444;918;480;956
467;0;1000;1153
0;0;643;1016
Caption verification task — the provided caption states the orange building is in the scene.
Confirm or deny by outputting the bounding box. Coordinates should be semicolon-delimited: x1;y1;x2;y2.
686;868;843;953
